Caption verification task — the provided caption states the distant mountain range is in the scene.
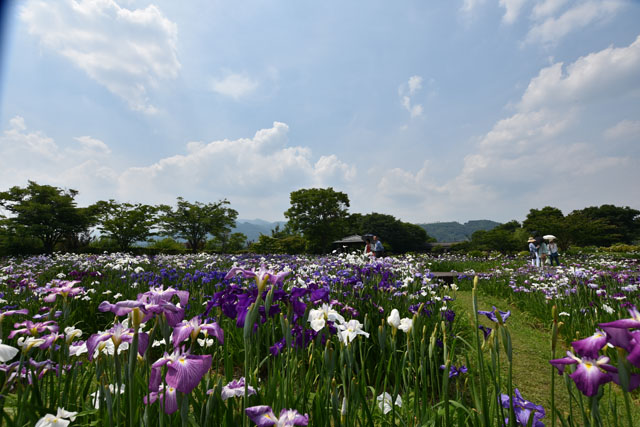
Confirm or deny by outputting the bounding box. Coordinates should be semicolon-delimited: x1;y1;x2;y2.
417;220;501;242
233;219;287;242
233;219;501;243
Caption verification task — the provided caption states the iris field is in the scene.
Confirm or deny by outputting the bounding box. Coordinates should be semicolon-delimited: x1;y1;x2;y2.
0;250;638;426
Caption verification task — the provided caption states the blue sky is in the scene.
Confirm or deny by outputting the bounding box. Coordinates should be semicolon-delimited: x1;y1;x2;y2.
1;0;639;223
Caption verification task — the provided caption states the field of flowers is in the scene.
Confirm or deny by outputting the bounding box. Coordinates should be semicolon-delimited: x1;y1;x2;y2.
0;251;638;426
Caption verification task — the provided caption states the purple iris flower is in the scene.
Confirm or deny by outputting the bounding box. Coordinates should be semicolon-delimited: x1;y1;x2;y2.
86;322;149;361
478;325;492;339
440;364;468;378
8;320;58;339
172;316;224;348
144;383;178;414
571;330;608;359
478;306;511;323
246;405;309;427
499;388;546;427
150;348;212;394
549;351;613;396
0;308;29;322
599;306;640;330
42;280;85;303
136;286;188;326
218;377;257;400
225;265;290;293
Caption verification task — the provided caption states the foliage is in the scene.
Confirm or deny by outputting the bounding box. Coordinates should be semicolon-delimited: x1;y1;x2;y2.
159;197;238;253
348;212;434;253
572;204;640;245
149;237;186;252
206;232;248;253
284;187;350;253
469;221;528;253
249;234;306;254
92;200;158;251
0;181;93;253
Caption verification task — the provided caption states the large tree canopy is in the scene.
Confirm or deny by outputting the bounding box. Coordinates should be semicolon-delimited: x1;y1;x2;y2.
159;198;238;253
284;187;350;253
92;200;158;251
348;212;433;253
0;181;92;253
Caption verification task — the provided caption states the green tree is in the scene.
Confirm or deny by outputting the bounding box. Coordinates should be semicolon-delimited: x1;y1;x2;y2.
0;181;92;253
284;187;350;253
522;207;570;249
206;232;248;253
159;198;238;253
470;220;524;253
92;200;158;251
347;212;434;253
572;205;640;245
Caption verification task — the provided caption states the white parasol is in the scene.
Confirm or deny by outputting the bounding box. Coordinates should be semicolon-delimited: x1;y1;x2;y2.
543;234;556;240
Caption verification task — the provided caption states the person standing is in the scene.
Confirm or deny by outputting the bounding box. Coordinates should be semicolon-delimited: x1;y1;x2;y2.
528;237;539;267
540;240;549;266
548;238;560;266
373;235;384;258
364;238;373;257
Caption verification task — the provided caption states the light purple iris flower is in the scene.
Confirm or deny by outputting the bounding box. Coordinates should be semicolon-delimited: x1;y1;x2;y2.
599;306;640;330
8;320;58;339
172;316;223;348
86;322;149;361
571;330;608;359
150;348;212;394
225;265;290;293
144;383;178;414
42;280;84;303
246;405;309;427
478;306;511;323
499;388;546;427
217;377;256;400
0;309;29;322
549;351;613;396
136;287;188;326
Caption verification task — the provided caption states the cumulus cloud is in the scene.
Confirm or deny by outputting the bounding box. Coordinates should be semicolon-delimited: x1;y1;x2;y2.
20;0;180;113
371;35;640;222
0;118;357;219
519;35;640;111
211;73;259;99
0;117;119;204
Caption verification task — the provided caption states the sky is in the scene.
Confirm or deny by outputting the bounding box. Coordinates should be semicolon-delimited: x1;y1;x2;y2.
1;0;639;224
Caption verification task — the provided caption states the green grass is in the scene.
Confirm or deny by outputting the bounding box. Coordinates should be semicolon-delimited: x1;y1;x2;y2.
453;289;572;416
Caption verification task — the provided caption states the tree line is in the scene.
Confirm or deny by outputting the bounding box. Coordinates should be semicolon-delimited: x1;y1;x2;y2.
463;205;640;253
1;182;637;256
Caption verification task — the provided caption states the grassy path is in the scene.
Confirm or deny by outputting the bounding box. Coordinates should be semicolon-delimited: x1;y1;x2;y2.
452;289;573;415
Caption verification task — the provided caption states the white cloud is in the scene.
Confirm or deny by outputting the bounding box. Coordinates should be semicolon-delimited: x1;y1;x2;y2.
74;136;111;155
20;0;180;113
368;35;640;222
525;0;624;46
211;73;259;99
531;0;569;19
519;35;640;111
399;76;424;119
604;119;640;140
408;75;423;95
499;0;527;24
0;118;357;219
